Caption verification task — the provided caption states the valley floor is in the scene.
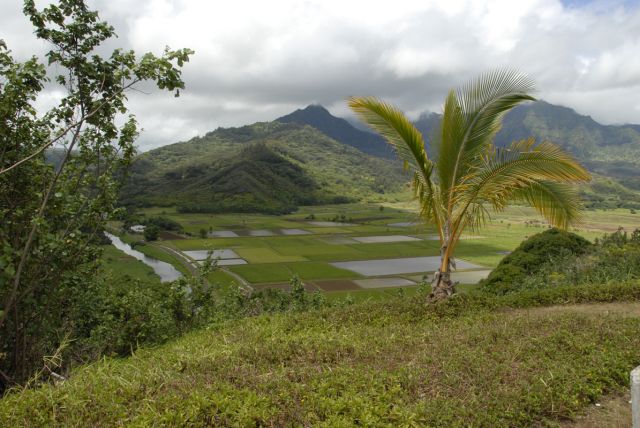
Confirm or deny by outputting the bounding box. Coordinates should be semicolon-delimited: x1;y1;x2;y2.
108;204;640;300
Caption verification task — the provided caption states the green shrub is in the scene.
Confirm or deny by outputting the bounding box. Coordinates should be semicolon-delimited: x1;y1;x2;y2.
145;216;183;232
481;228;592;295
143;225;159;241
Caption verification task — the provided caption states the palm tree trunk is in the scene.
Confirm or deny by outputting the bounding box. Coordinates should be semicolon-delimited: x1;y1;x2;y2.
429;269;456;301
428;242;456;301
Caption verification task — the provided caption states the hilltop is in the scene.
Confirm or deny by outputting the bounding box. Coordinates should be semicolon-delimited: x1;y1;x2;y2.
120;121;406;213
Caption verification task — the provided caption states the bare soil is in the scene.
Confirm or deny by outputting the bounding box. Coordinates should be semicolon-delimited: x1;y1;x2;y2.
312;279;362;291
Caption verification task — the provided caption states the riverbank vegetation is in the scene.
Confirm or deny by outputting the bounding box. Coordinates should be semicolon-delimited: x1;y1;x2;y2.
0;0;192;388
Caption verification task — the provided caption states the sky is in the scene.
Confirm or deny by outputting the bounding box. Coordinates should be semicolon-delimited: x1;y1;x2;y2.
1;0;640;151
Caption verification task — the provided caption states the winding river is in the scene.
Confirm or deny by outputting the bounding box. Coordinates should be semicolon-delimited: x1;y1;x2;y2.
104;232;182;282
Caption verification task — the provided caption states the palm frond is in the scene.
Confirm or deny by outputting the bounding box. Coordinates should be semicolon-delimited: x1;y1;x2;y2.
463;138;590;204
512;181;583;229
438;69;536;202
348;96;444;236
453;138;590;229
347;96;431;174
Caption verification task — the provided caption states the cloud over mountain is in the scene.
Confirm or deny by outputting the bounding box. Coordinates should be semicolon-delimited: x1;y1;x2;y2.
2;0;639;150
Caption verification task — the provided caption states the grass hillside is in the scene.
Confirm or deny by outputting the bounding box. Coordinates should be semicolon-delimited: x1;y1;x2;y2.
121;122;406;213
2;283;640;427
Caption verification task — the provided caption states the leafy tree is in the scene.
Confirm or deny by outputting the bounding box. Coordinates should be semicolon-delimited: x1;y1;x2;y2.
349;70;591;301
144;225;160;242
0;0;192;388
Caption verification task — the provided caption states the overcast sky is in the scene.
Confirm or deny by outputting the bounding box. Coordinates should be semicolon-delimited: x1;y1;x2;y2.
2;0;640;151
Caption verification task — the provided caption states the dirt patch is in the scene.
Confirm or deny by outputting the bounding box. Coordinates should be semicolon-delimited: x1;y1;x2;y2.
313;280;362;292
158;231;185;240
252;282;319;292
559;392;631;428
354;277;416;289
514;303;640;318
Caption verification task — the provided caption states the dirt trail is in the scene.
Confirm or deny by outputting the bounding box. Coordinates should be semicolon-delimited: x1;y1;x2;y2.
513;302;640;318
522;302;640;428
561;392;632;428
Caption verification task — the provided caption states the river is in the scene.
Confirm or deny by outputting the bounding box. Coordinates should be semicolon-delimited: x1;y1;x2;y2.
104;232;182;282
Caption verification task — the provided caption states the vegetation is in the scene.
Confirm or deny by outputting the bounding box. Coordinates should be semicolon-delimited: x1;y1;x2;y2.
416;101;640;209
483;227;640;296
481;228;592;295
277;104;393;158
349;70;591;300
119;120;407;213
0;0;191;389
2;282;640;426
144;225;159;241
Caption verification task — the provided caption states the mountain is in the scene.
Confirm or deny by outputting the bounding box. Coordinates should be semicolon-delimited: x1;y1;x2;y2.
277;105;394;159
121;121;406;214
412;100;640;209
413;101;640;165
122;101;640;214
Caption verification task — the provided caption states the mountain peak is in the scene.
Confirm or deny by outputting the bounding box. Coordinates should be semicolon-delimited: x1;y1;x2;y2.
277;105;393;158
299;104;330;113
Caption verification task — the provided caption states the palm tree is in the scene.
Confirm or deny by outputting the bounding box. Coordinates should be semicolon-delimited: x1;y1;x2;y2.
348;70;591;301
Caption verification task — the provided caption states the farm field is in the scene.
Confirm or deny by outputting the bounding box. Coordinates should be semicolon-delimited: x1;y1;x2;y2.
104;203;640;299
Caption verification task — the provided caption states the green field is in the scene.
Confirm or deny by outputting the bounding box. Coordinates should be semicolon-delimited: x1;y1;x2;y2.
101;245;161;283
109;203;638;297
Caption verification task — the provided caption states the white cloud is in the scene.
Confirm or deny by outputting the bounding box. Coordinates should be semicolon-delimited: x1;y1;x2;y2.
1;0;639;150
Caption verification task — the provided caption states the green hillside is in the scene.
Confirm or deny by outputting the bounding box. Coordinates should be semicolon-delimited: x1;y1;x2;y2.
121;122;406;213
3;284;640;426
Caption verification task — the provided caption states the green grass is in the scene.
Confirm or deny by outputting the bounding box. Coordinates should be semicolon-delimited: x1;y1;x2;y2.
234;247;307;263
4;283;640;426
101;245;160;283
228;263;293;283
286;262;359;280
324;286;419;302
229;261;360;284
206;269;239;288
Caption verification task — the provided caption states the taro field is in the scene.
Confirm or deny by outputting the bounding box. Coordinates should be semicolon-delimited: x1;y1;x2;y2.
108;203;639;300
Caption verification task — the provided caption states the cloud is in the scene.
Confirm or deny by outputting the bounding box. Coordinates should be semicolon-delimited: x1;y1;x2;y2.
1;0;639;150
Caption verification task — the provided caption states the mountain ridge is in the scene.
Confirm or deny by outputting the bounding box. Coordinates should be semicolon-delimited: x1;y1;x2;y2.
120;121;406;213
121;100;640;213
277;105;394;158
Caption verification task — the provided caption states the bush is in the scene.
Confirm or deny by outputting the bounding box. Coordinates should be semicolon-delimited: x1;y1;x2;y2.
145;216;183;232
481;228;592;295
144;225;159;241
